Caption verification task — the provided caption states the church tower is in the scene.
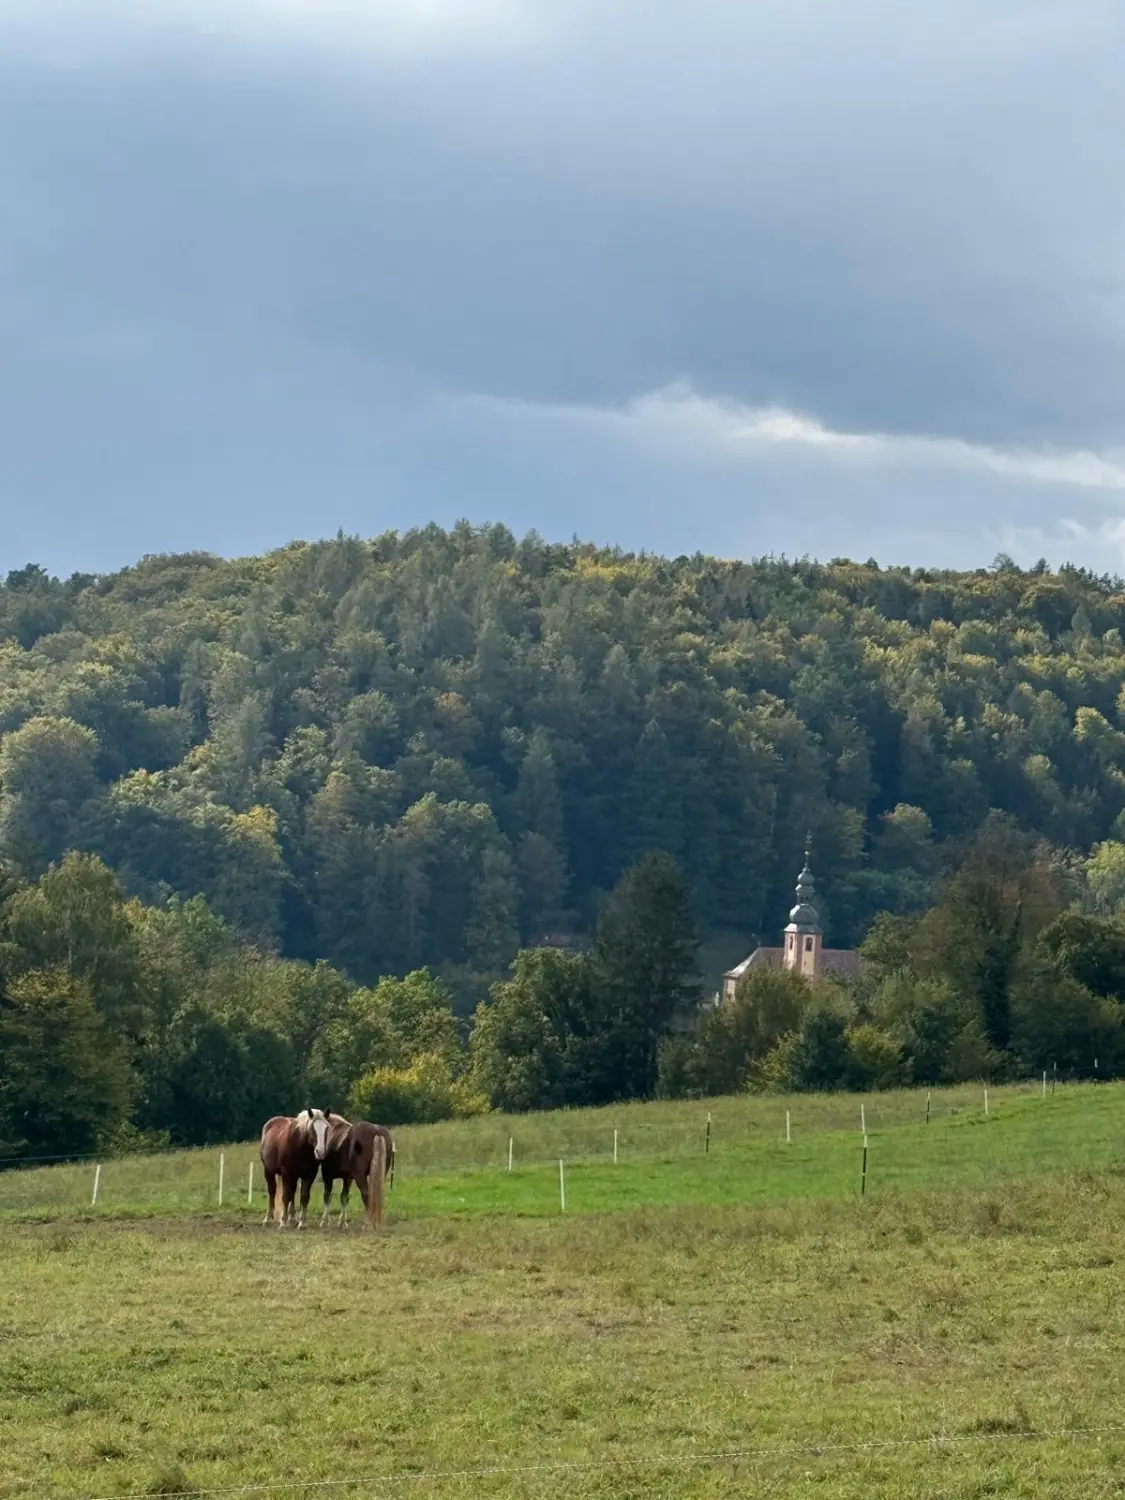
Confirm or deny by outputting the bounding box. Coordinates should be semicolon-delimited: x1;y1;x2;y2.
782;843;823;979
720;835;859;1004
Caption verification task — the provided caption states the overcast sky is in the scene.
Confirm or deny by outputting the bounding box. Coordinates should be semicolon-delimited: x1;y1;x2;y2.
3;0;1125;577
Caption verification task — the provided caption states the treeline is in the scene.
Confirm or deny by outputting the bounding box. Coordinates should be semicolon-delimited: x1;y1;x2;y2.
0;848;700;1160
6;532;1125;1009
4;819;1125;1161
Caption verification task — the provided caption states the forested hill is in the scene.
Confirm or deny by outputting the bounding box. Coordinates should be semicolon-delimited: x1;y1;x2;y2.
4;529;1125;1002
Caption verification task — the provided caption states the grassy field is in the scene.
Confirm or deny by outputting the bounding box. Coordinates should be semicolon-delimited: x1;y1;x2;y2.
0;1078;1099;1222
2;1082;1125;1497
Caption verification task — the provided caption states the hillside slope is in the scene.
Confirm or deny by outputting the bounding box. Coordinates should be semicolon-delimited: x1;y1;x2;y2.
4;533;1125;992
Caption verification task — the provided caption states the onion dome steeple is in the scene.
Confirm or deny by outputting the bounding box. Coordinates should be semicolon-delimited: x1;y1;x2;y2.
787;836;821;931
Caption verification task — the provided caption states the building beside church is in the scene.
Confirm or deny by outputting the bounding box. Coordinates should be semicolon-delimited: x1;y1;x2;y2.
719;850;861;1004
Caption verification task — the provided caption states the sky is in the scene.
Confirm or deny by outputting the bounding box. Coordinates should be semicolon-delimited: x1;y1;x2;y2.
2;0;1125;577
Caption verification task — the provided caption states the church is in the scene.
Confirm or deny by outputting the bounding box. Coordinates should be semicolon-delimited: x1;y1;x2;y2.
719;848;861;1004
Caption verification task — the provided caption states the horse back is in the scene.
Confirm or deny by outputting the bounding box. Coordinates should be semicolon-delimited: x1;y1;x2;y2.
259;1115;311;1173
259;1116;290;1161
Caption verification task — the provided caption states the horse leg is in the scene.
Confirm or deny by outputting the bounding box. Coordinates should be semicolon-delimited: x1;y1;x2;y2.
262;1168;276;1227
338;1179;350;1229
321;1170;335;1229
280;1173;296;1229
355;1170;371;1230
296;1173;313;1230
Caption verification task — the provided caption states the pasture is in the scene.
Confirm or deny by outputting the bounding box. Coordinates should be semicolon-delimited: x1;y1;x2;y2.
2;1082;1125;1497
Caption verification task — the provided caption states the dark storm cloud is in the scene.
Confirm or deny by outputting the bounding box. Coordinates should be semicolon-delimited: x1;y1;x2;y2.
1;0;1123;574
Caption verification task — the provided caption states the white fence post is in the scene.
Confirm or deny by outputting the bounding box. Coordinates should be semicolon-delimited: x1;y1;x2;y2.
247;1161;255;1204
785;1110;791;1144
508;1137;514;1173
558;1159;566;1213
613;1128;618;1164
91;1163;101;1207
218;1152;225;1207
860;1103;866;1136
983;1086;989;1118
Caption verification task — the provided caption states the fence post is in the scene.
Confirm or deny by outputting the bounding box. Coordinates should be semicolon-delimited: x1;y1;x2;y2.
860;1138;868;1198
983;1086;989;1118
247;1161;255;1205
558;1159;566;1213
1052;1063;1057;1095
613;1128;618;1164
705;1113;711;1154
925;1090;931;1125
860;1103;866;1137
91;1163;102;1208
218;1152;225;1207
508;1137;514;1173
785;1109;791;1145
1042;1070;1047;1098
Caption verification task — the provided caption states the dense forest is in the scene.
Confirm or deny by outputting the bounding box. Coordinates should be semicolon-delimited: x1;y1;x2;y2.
6;527;1125;1157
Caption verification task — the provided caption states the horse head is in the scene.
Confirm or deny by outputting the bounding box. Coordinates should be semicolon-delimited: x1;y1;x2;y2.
313;1108;338;1161
297;1107;335;1161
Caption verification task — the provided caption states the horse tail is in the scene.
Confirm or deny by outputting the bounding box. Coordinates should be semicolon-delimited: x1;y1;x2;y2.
366;1132;387;1229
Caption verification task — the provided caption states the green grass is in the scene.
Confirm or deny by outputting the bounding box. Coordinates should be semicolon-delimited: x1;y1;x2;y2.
0;1078;1097;1222
3;1082;1125;1497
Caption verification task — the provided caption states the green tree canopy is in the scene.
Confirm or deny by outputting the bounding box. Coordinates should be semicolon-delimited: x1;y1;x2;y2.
589;851;700;1100
0;969;134;1157
0;716;100;876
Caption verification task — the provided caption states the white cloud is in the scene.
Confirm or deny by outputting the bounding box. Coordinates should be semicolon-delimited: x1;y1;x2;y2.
463;382;1125;494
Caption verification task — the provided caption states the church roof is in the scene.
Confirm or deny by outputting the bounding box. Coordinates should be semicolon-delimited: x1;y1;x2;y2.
724;948;783;981
724;946;861;982
818;949;862;979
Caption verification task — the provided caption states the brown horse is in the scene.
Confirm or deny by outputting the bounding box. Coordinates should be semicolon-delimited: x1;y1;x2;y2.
319;1120;393;1229
258;1109;340;1229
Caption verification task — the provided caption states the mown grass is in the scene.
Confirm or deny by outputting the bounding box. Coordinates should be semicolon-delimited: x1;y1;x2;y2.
2;1083;1125;1498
